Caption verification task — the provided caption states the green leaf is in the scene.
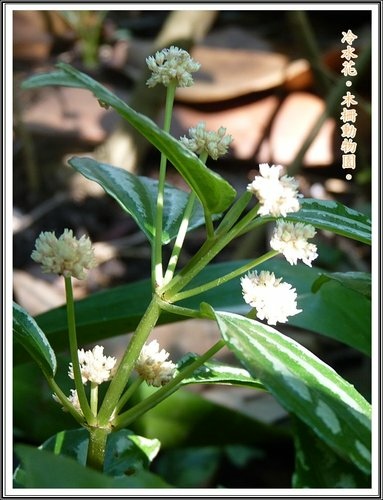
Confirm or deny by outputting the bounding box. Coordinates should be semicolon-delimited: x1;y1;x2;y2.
39;428;161;476
291;416;370;488
177;354;265;390
212;309;371;474
254;198;371;245
68;157;214;244
12;260;369;366
22;63;236;215
154;446;221;488
21;69;84;89
13;302;56;376
39;428;88;464
104;431;161;477
14;428;163;487
14;444;170;488
287;198;371;245
312;271;371;299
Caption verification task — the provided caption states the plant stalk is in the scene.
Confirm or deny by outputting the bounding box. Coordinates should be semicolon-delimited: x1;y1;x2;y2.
162;203;263;299
97;295;161;426
172;250;279;302
64;276;94;424
87;426;110;471
164;191;196;284
152;81;177;289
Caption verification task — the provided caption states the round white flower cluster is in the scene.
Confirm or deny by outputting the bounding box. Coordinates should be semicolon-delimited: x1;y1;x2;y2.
135;340;176;387
241;270;302;325
270;220;318;266
247;163;302;217
180;122;233;160
31;229;96;280
146;46;200;88
68;345;117;385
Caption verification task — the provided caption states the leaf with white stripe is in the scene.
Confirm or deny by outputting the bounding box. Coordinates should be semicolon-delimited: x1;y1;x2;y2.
177;354;265;390
13;302;57;377
248;199;371;245
69;157;211;244
291;416;370;487
212;309;371;474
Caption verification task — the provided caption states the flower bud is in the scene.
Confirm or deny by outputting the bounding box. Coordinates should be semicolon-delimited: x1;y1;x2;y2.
146;46;200;88
180;122;233;160
31;229;96;280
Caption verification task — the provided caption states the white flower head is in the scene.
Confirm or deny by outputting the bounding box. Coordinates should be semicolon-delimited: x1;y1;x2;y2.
31;229;96;280
247;163;302;217
180;122;233;160
53;389;82;414
135;340;176;387
68;345;117;385
146;46;200;88
241;270;302;325
270;220;318;266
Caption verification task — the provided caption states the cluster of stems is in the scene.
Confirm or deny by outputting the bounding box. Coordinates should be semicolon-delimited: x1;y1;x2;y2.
51;81;278;471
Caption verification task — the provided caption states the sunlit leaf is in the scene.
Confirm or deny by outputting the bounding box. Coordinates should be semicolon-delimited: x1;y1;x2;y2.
21;64;236;215
212;309;371;474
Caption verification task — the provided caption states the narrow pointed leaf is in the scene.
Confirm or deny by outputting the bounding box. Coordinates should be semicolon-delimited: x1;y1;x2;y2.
291;199;371;245
311;271;371;299
13;259;370;366
21;64;236;214
13;302;56;376
213;309;371;474
177;354;265;390
250;199;371;245
21;69;84;89
68;157;213;244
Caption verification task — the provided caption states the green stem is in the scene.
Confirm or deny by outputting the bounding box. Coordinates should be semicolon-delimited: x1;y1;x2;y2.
215;191;253;236
90;382;98;417
172;250;279;302
157;299;201;319
97;296;161;426
164;191;196;284
112;339;226;430
114;377;143;415
64;276;94;424
87;426;110;471
46;377;85;426
198;151;215;239
152;81;177;289
162;203;262;300
204;209;215;239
